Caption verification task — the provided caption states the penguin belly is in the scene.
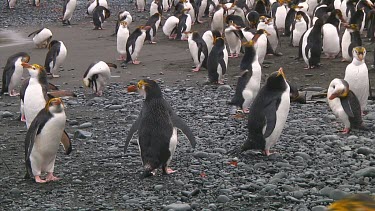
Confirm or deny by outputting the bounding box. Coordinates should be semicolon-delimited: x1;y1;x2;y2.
30;112;66;176
322;24;340;58
63;0;77;21
340;0;349;21
266;26;278;52
275;6;287;30
186;3;196;23
24;82;46;128
344;64;369;111
328;97;351;128
166;128;178;165
341;29;351;61
301;28;312;67
8;58;24;92
54;45;67;73
255;35;267;64
180;15;192;40
130;34;146;61
117;27;129;55
334;0;341;9
211;10;224;32
307;0;318;16
241;30;254;42
33;29;52;48
225;30;241;55
163;16;179;37
150;2;158;16
197;0;207;22
137;0;145;11
292;22;306;47
202;31;214;54
242;64;261;110
188;40;201;68
162;0;170;12
264;84;290;151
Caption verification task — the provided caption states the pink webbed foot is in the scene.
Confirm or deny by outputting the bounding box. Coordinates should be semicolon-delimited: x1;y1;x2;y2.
263;150;276;156
132;60;141;65
35;176;47;183
228;53;234;58
9;90;20;96
192;66;200;72
218;80;225;85
341;128;350;134
117;55;125;61
21;115;26;122
243;108;249;114
46;172;60;182
234;53;239;58
165;168;177;174
96;91;103;96
150;41;157;44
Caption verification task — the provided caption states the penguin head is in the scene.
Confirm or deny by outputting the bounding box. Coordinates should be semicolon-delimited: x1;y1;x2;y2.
137;79;163;100
327;194;375;211
48;40;60;50
213;37;225;45
327;79;349;100
242;40;255;47
353;46;366;61
21;63;44;78
253;29;270;42
227;21;241;30
120;21;128;27
334;9;345;22
265;68;288;91
138;25;152;32
265;17;273;25
182;8;191;14
344;23;359;32
45;98;65;113
295;14;303;22
259;15;267;23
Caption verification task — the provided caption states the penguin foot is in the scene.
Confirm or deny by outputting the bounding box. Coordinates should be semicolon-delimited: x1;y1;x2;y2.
52;74;60;78
163;167;176;175
263;150;275;156
341;128;350;134
149;41;157;44
243;108;249;113
192;67;200;72
35;176;47;183
46;172;60;182
21;115;26;122
117;55;125;61
132;60;141;65
218;80;225;85
228;53;234;58
234;53;239;58
9;90;20;96
96;91;103;96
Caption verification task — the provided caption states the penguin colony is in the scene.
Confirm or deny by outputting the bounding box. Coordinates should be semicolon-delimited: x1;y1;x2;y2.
1;0;374;188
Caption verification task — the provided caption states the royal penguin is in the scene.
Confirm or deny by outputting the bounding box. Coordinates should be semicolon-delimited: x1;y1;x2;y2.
322;9;345;58
225;14;247;28
162;0;172;12
366;10;375;41
271;0;287;32
211;4;226;33
344;46;369;113
28;28;53;49
254;0;268;15
145;13;162;44
44;40;67;78
183;0;196;24
247;11;260;28
92;6;110;30
136;0;146;12
8;0;16;9
83;61;117;96
187;31;208;72
207;37;228;84
224;22;242;58
312;3;329;26
1;52;30;96
291;13;308;47
202;29;222;55
125;26;152;65
327;78;363;134
300;18;324;69
341;24;362;62
263;17;281;56
229;39;261;113
163;15;179;39
62;0;77;25
284;5;303;36
241;27;255;41
29;0;41;7
114;11;133;35
117;21;130;61
24;97;72;183
176;8;192;40
241;67;290;156
87;0;108;15
307;0;319;16
254;29;269;65
150;0;163;16
196;0;208;23
124;79;196;178
350;9;365;34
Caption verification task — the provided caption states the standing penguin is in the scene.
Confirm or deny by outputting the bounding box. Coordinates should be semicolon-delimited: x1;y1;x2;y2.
176;8;192;40
211;5;226;33
24;98;72;183
117;21;130;61
247;11;260;28
1;52;30;96
125;26;152;65
28;28;53;49
341;24;362;62
136;0;146;12
202;30;222;55
92;6;111;30
241;68;290;156
291;14;308;47
254;29;270;65
187;31;208;72
124;79;196;178
114;11;133;35
150;0;163;16
87;0;108;15
83;61;117;96
44;40;67;78
264;17;280;56
62;0;77;25
272;0;287;32
344;46;369;113
322;9;345;59
300;18;324;69
145;13;162;44
224;22;242;58
196;0;208;23
163;15;179;39
207;37;228;84
327;78;363;134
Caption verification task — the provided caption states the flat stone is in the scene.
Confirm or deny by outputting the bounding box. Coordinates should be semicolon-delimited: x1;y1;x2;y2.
193;151;209;158
154;185;163;191
217;85;231;91
78;122;92;129
357;147;374;156
355;167;375;178
0;111;13;118
163;203;191;211
294;152;311;160
217;195;230;203
74;130;92;139
109;105;122;110
329;189;348;200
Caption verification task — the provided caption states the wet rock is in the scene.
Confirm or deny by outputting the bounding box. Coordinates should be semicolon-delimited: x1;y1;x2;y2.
355;167;375;178
163;203;191;211
217;195;230;203
74;130;92;139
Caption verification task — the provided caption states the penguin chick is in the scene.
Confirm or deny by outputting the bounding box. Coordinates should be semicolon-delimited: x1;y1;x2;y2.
24;97;72;183
83;61;117;96
124;79;196;178
327;194;375;211
242;68;290;156
93;6;110;30
1;52;30;96
28;28;53;48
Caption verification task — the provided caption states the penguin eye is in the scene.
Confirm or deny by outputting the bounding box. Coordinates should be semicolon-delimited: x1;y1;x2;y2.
33;67;36;70
333;85;335;89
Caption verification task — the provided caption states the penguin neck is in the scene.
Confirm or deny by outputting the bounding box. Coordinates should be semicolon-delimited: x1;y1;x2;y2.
352;57;365;65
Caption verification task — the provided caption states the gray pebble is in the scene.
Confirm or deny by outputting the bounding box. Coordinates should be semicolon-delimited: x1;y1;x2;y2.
163;203;191;211
217;195;230;203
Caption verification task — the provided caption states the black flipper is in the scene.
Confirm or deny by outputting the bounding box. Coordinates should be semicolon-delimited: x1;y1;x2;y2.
171;114;197;148
61;130;72;155
124;114;142;153
342;91;362;128
28;28;44;37
263;98;280;138
341;97;355;117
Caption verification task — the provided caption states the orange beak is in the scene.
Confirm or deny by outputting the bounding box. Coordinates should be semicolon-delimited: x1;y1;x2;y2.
21;62;32;68
358;54;364;61
328;94;337;100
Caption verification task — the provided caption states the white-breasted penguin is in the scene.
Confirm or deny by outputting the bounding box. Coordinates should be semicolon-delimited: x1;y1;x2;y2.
224;22;242;58
202;29;222;55
124;79;196;178
241;68;290;156
83;61;117;96
162;0;172;12
322;9;345;58
271;0;287;32
87;0;108;15
183;0;196;24
300;18;324;69
176;8;192;40
62;0;77;25
117;21;130;61
254;29;270;65
327;78;363;134
207;36;228;84
44;40;67;78
196;0;208;23
211;4;226;34
291;13;307;47
114;11;133;35
1;52;30;96
28;28;53;49
125;26;152;65
24;97;72;183
145;13;162;44
264;17;280;56
187;31;208;72
92;6;111;30
136;0;146;12
341;24;362;62
344;46;369;113
150;0;163;16
163;15;180;39
8;0;16;9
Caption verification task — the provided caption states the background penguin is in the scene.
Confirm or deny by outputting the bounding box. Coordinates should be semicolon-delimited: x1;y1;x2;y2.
83;61;117;96
366;10;375;41
327;78;363;134
176;8;192;40
125;26;152;65
241;67;290;156
196;0;208;23
145;13;162;44
225;14;247;28
246;11;260;28
117;21;130;61
229;40;261;113
224;22;242;58
350;8;365;34
254;0;268;15
62;0;77;25
341;24;362;62
207;37;228;84
183;0;196;25
241;27;255;42
163;15;179;39
150;0;162;16
202;29;221;55
92;6;110;30
1;52;30;96
8;0;16;9
24;98;72;183
211;5;226;34
291;13;308;47
114;11;133;36
87;0;108;15
344;46;369;113
284;5;303;36
136;0;146;12
272;0;287;33
264;17;281;56
300;18;324;69
187;31;208;72
163;0;172;12
44;40;67;78
124;79;196;178
28;28;53;49
322;9;345;59
254;29;269;65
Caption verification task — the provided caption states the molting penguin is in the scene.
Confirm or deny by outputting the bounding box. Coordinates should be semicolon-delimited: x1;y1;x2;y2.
327;78;363;134
62;0;77;25
344;46;369;113
124;79;196;178
87;0;108;15
1;52;30;96
28;28;53;49
224;22;242;58
145;13;162;44
117;21;130;61
187;31;208;72
341;24;362;62
291;13;308;47
83;61;117;96
24;97;72;183
163;15;179;39
207;37;228;84
241;67;290;156
92;6;110;30
322;9;345;58
125;26;152;65
44;40;67;78
300;18;324;69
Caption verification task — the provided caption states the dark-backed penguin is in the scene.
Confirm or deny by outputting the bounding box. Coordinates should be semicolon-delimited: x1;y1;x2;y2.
284;5;303;36
114;11;133;36
44;40;67;78
207;37;228;84
125;26;152;65
254;29;270;65
163;15;179;39
187;31;208;72
254;0;268;15
312;3;329;25
366;10;375;41
300;18;324;69
344;46;369;113
211;4;226;33
145;13;162;44
196;0;208;23
246;11;260;28
350;8;365;34
1;52;30;96
162;0;172;12
202;29;222;55
87;0;108;15
124;79;196;178
291;13;308;47
241;27;255;42
136;0;146;12
224;22;242;58
225;14;247;28
62;0;77;25
183;0;196;25
341;24;362;62
150;0;163;16
322;9;345;58
241;67;290;156
327;78;363;134
24;97;72;183
92;6;110;30
272;0;287;32
28;28;53;49
117;21;130;61
229;39;261;113
176;8;192;40
83;61;117;96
